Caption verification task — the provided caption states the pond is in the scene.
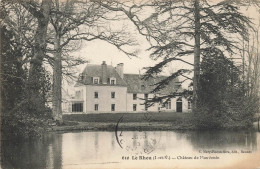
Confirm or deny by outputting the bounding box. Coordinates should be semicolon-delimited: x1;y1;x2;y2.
1;130;260;169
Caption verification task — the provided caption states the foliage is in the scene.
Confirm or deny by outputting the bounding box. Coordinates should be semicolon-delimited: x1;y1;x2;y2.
194;97;257;129
194;51;257;129
199;51;241;111
1;26;25;111
2;101;52;138
99;0;259;129
98;0;252;110
1;26;53;139
1;0;140;128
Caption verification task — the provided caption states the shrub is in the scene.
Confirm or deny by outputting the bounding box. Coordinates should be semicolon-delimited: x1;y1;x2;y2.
194;106;225;129
194;95;258;130
1;99;53;139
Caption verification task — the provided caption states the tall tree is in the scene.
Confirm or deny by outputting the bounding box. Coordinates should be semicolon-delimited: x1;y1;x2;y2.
96;0;251;112
1;0;52;110
17;0;52;108
2;0;138;123
49;0;103;122
48;0;138;122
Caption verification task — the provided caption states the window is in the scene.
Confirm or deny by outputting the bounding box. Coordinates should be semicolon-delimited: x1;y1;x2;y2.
144;94;148;100
166;100;171;109
93;77;99;84
133;104;137;111
111;80;115;85
133;93;137;100
111;92;115;98
111;104;115;111
110;77;116;85
72;102;83;112
188;101;191;109
144;94;148;111
145;104;148;111
94;79;98;84
95;104;99;111
94;92;98;98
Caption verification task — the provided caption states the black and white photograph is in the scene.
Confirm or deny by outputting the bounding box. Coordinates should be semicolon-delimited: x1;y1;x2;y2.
1;0;260;168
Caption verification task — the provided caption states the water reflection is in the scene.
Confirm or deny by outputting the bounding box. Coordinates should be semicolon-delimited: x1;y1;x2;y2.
187;130;258;151
1;134;62;169
1;130;259;169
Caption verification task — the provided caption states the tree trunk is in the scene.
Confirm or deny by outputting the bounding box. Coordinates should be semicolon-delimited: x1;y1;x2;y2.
242;38;245;94
193;0;201;112
26;0;51;108
52;33;63;123
52;0;63;123
248;46;252;96
253;29;259;96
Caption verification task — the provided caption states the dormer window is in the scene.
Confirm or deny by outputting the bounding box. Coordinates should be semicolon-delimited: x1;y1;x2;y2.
93;77;99;84
110;77;116;85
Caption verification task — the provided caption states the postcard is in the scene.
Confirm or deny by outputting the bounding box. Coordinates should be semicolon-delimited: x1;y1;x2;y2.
1;0;260;169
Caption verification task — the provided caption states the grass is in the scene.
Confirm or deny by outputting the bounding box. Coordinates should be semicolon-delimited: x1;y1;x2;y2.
54;112;258;132
48;112;195;132
63;112;193;123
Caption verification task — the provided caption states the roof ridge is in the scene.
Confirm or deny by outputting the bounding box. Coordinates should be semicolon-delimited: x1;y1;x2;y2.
85;63;114;66
124;73;169;78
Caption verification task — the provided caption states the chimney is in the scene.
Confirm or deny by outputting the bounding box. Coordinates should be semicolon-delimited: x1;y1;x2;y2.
116;63;124;79
101;61;107;84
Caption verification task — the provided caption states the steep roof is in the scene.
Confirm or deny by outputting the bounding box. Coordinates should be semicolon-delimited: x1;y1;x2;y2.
75;64;127;87
123;74;182;94
75;64;182;94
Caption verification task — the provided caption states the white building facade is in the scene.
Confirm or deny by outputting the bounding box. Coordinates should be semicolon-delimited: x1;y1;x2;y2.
65;61;192;114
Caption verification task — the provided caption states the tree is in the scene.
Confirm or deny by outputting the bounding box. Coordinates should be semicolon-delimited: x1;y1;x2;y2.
96;0;251;112
0;24;52;138
2;0;52;108
196;50;257;129
199;51;242;112
48;0;138;122
1;0;138;124
1;26;25;113
1;0;54;111
48;0;95;123
245;26;260;97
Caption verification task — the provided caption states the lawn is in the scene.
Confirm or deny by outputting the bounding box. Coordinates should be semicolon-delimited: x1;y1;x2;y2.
57;112;258;131
63;112;193;123
53;112;195;131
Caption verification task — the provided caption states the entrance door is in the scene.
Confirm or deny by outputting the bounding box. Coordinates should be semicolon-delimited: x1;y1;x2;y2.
176;97;182;113
176;102;182;112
